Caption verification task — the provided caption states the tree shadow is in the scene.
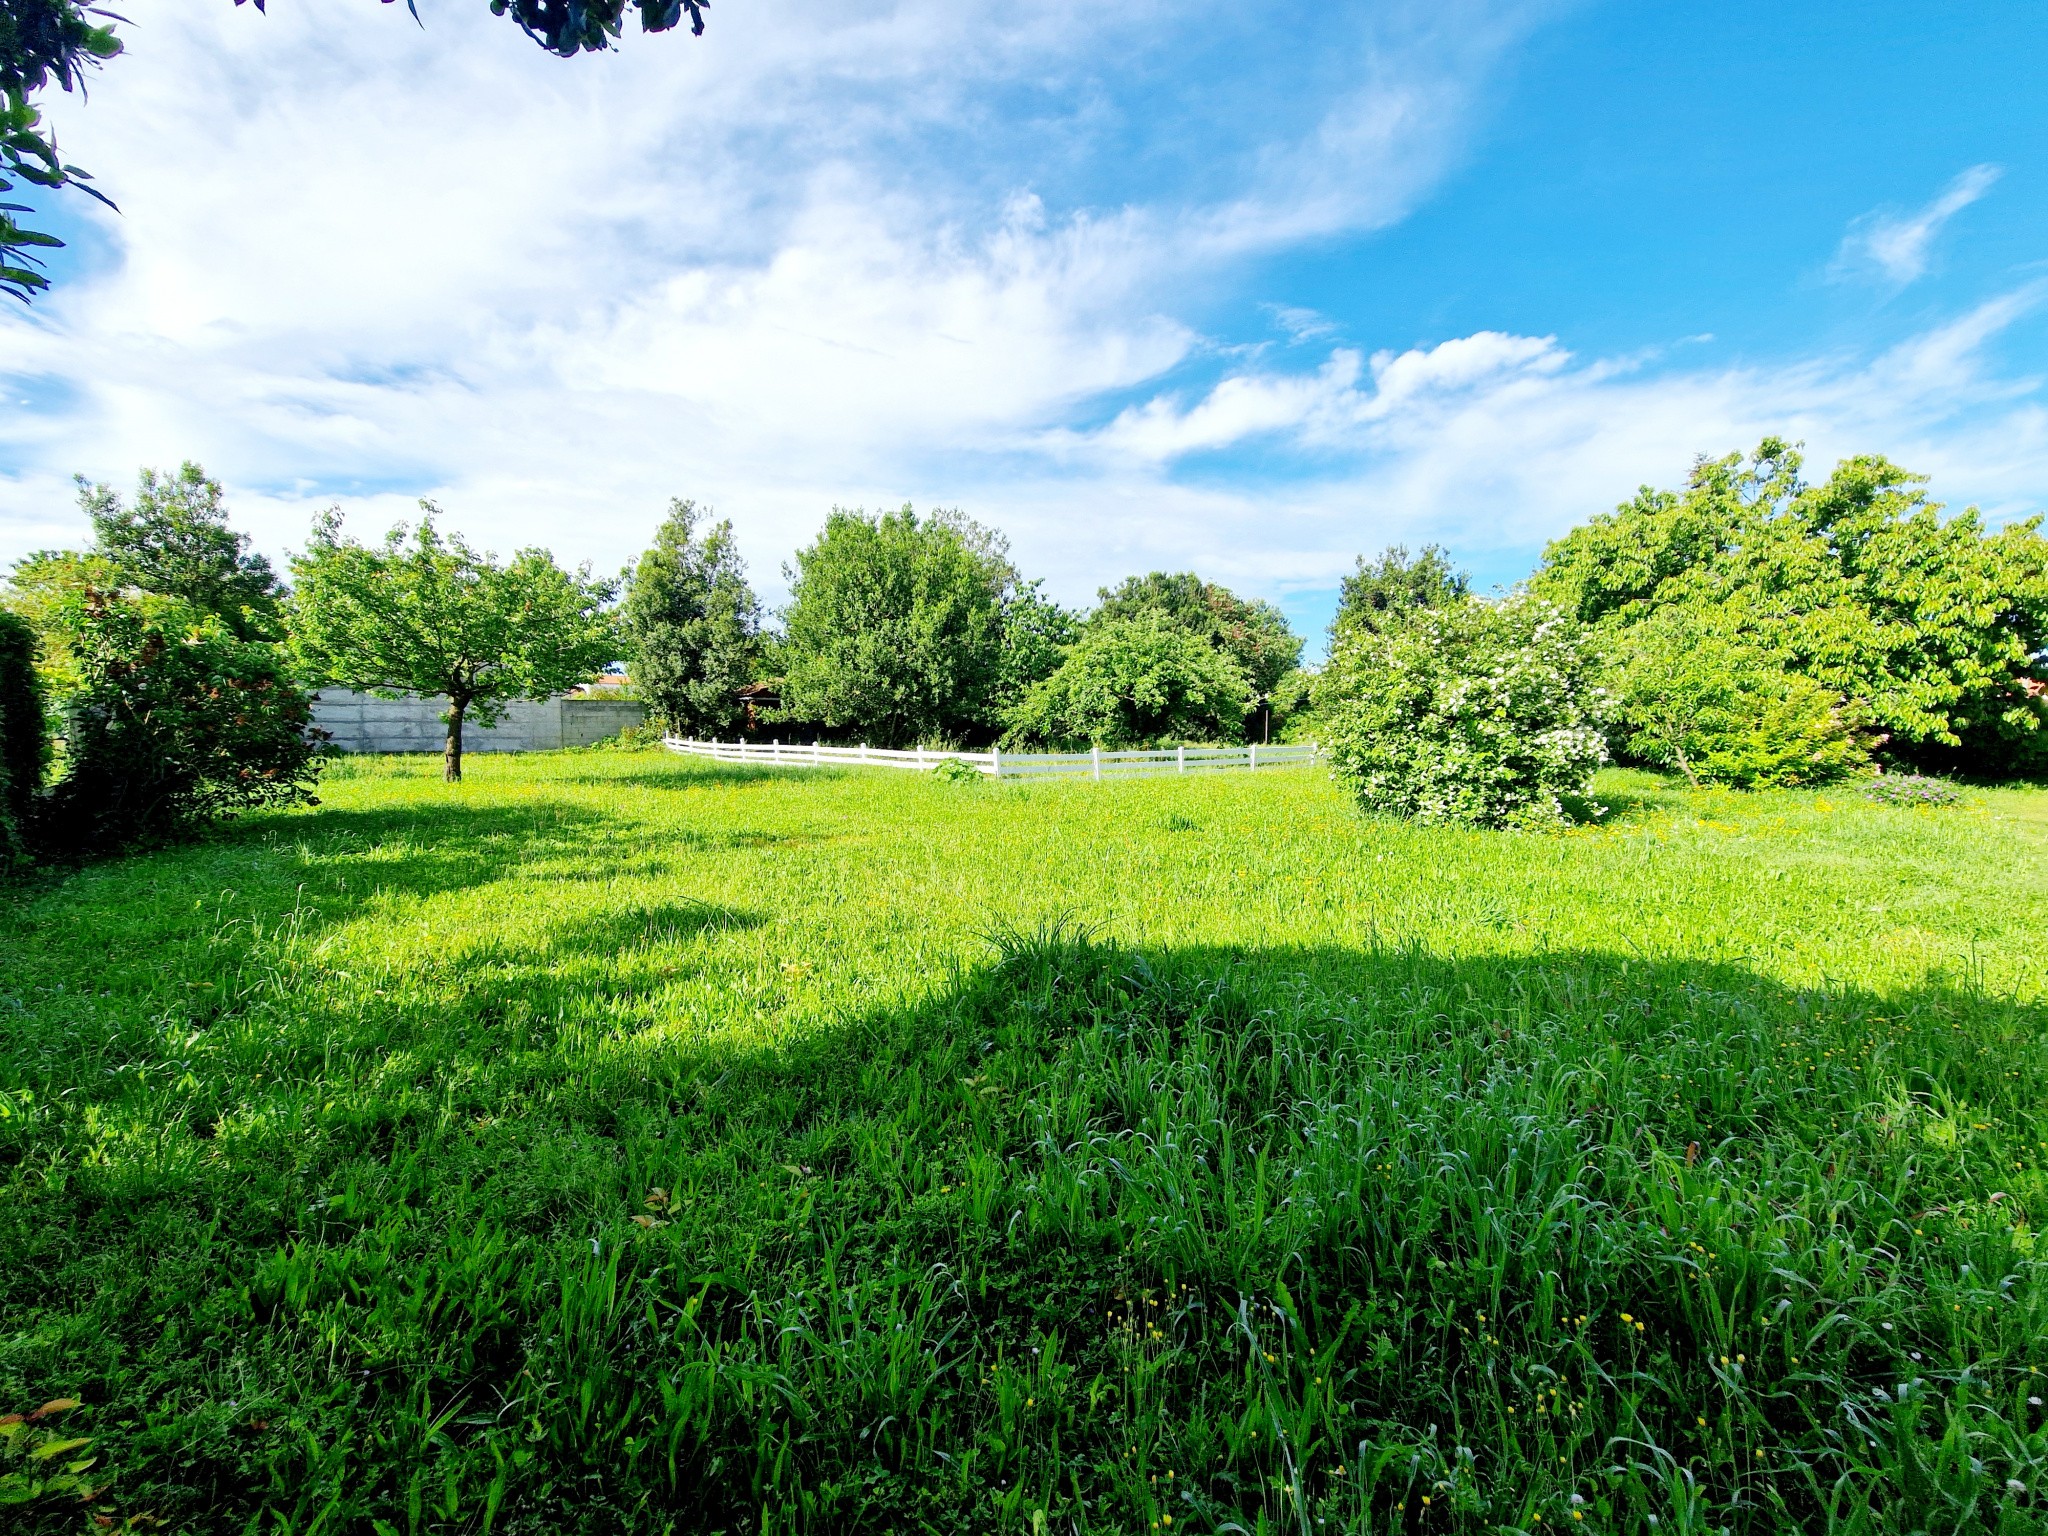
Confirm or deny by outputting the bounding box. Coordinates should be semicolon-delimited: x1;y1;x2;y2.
11;874;2046;1531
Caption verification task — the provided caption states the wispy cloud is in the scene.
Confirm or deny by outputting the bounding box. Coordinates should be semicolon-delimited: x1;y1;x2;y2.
1833;163;2002;285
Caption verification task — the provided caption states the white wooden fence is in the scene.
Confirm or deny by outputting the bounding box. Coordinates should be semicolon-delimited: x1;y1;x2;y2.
663;736;1318;780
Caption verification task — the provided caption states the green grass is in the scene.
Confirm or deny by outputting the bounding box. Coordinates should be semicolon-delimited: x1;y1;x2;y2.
3;751;2046;1534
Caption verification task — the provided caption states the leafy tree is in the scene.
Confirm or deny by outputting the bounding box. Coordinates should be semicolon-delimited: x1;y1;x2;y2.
995;579;1080;714
0;607;44;866
290;507;619;781
1;545;118;705
77;462;284;639
1;0;119;302
1319;595;1606;830
1003;611;1251;749
1533;440;2048;776
4;0;705;302
35;592;321;855
1092;571;1302;734
776;505;1011;749
622;499;761;737
1609;607;1865;788
1330;544;1470;642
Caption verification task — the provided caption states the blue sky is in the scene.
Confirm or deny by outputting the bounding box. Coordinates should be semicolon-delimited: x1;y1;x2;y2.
3;0;2044;658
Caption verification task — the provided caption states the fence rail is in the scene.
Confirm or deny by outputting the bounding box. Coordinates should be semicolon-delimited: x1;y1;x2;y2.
662;736;1318;781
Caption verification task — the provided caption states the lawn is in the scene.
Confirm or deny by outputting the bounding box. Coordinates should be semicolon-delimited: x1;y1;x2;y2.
2;750;2045;1534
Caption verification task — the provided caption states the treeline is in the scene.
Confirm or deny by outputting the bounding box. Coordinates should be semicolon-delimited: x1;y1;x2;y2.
3;437;2044;862
623;499;1305;752
1314;439;2048;827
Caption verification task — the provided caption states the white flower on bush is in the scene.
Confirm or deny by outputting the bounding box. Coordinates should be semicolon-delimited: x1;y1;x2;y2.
1316;595;1607;830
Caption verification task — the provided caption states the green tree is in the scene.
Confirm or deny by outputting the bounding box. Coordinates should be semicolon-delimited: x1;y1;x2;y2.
1;545;118;705
995;579;1080;714
77;462;284;639
290;507;619;782
1329;543;1470;642
1319;595;1606;830
1534;440;2048;776
1092;570;1302;733
1608;606;1865;788
1003;610;1251;749
0;607;44;867
622;499;761;737
776;505;1011;749
36;592;321;856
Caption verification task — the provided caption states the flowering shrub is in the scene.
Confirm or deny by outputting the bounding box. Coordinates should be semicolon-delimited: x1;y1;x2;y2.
35;594;323;856
1862;772;1962;807
1316;596;1607;830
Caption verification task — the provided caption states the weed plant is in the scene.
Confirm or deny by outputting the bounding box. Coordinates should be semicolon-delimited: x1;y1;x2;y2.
1;757;2045;1533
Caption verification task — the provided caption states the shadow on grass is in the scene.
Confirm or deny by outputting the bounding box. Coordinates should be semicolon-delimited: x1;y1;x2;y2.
8;810;2048;1534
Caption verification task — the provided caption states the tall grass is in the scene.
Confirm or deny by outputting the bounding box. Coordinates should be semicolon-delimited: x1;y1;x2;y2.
1;755;2043;1532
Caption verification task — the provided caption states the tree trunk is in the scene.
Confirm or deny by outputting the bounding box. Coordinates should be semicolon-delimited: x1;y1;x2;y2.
1671;740;1700;788
445;697;467;783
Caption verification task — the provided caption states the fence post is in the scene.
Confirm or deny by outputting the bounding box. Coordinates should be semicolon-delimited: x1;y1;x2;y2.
813;740;820;765
1177;744;1185;774
991;746;1002;780
861;742;868;763
1249;743;1258;772
1092;744;1101;782
917;745;926;769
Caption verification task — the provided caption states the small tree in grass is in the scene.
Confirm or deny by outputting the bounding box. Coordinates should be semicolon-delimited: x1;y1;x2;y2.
1609;606;1866;787
1319;595;1606;830
290;507;618;782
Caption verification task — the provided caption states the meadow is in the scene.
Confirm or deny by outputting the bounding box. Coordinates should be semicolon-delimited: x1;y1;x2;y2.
2;749;2045;1534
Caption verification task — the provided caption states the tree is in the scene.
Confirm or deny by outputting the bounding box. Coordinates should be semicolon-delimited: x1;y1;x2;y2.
77;462;284;639
0;607;44;867
621;499;760;737
776;505;1012;749
1608;606;1865;788
1092;571;1302;734
2;545;118;705
1;0;120;302
1319;596;1606;830
1533;440;2048;776
1003;610;1251;749
995;579;1080;714
35;591;321;855
4;0;705;303
1329;544;1470;642
290;507;619;782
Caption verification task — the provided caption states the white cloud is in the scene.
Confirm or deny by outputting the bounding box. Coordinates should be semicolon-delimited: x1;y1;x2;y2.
0;2;2043;632
1018;285;2048;602
0;0;1539;593
1833;163;2002;285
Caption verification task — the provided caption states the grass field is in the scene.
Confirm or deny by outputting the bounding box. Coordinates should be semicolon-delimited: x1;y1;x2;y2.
3;749;2046;1534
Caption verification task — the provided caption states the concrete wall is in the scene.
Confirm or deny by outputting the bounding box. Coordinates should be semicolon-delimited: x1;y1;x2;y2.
311;690;645;754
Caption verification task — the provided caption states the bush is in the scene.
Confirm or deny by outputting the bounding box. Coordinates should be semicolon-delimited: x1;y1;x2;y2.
0;610;46;868
1318;596;1606;830
1610;607;1867;787
1003;611;1251;748
35;596;323;856
1862;772;1961;807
